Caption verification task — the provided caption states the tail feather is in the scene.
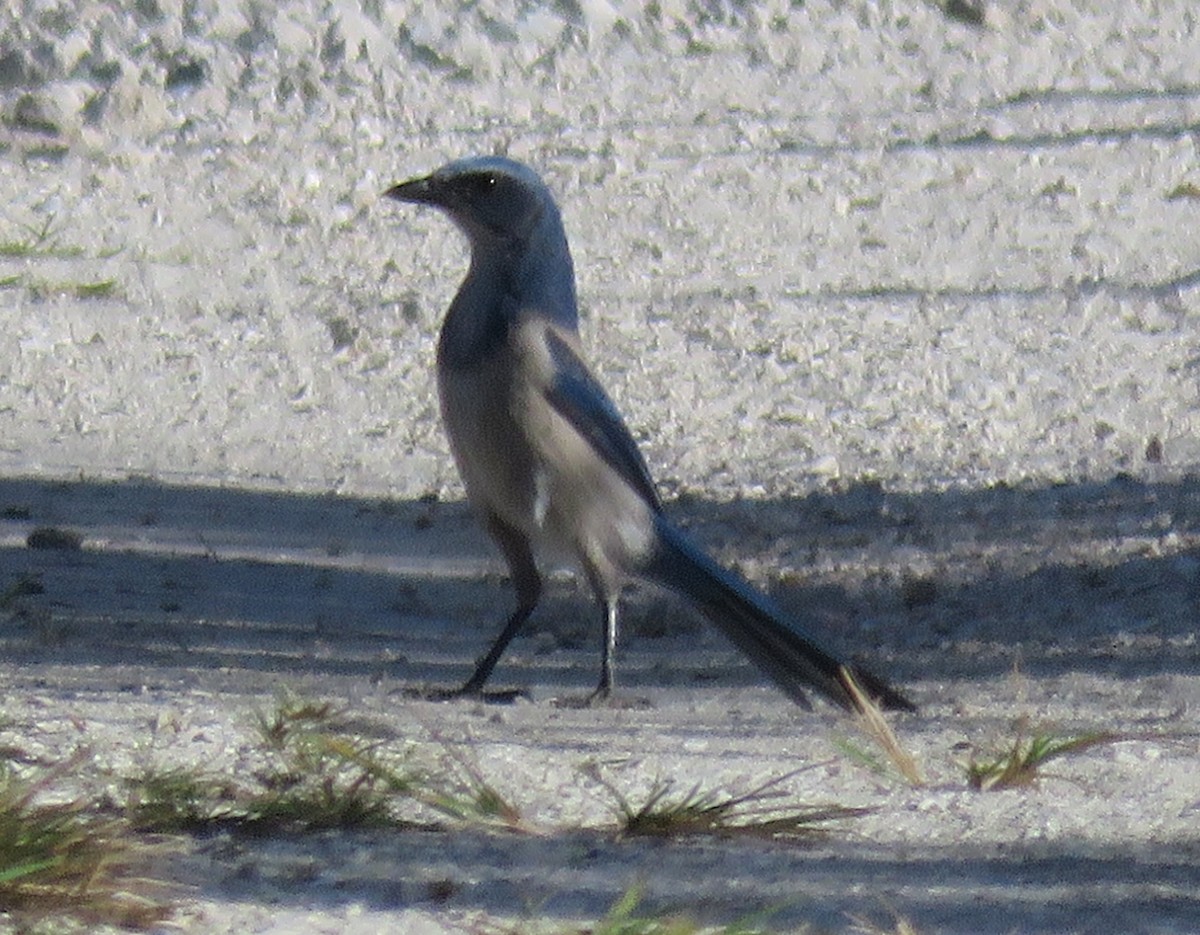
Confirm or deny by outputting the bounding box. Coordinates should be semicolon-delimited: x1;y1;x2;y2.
643;518;915;714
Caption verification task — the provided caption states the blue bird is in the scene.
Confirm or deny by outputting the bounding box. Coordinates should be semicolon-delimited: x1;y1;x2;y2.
384;155;914;713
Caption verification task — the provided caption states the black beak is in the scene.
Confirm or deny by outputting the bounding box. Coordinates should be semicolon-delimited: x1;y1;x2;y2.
383;175;438;205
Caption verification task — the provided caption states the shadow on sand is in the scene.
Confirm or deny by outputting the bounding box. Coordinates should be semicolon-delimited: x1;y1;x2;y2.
1;472;1197;693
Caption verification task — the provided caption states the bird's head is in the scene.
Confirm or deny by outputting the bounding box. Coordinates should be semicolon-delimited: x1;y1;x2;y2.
384;155;557;249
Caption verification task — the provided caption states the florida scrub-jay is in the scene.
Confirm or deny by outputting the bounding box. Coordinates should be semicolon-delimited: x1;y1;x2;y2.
384;155;913;713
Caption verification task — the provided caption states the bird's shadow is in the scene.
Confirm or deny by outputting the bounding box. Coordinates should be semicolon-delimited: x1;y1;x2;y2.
1;472;1197;695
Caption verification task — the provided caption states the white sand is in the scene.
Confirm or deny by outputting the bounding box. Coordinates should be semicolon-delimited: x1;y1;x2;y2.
1;1;1199;932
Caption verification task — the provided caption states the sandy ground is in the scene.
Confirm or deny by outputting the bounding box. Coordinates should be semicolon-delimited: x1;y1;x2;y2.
2;1;1200;932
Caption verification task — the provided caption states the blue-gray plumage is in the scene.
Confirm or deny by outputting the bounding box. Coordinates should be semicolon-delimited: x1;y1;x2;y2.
384;155;914;713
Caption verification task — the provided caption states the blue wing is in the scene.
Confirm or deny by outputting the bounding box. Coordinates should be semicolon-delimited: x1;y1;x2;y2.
542;329;663;513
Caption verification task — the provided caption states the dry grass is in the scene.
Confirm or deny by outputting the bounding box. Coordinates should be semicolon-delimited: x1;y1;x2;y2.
842;668;926;787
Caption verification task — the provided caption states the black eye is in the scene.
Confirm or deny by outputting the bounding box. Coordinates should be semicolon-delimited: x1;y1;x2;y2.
469;173;499;195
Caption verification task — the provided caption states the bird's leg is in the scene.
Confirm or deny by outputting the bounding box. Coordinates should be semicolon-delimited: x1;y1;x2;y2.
425;515;541;702
586;595;618;704
567;592;647;709
450;601;536;700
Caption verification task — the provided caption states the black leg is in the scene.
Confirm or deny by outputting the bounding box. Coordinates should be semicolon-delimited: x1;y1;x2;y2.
455;514;541;696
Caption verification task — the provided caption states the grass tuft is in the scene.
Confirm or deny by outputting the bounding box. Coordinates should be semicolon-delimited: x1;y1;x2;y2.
128;694;415;834
415;740;528;832
582;762;869;842
962;726;1121;791
0;215;75;258
128;694;527;836
125;766;243;833
1;751;174;930
71;278;119;299
0;214;123;299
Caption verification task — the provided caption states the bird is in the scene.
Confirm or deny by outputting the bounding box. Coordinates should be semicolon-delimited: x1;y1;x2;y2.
383;155;914;714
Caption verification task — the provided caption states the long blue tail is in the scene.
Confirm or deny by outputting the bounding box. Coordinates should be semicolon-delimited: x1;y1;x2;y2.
643;517;915;713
